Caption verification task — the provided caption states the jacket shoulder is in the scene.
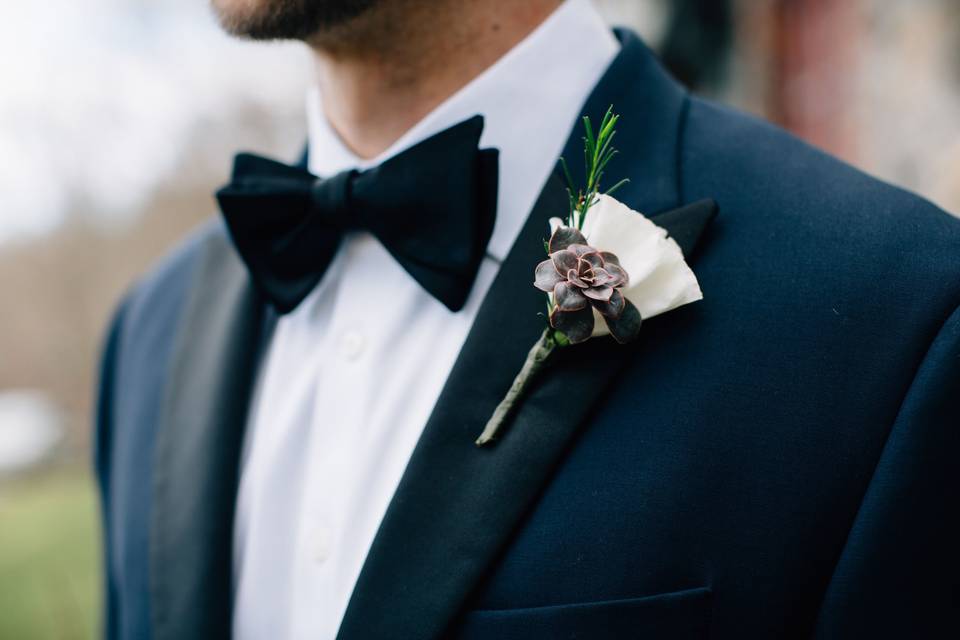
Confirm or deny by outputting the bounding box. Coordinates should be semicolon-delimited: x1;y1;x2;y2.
119;219;228;335
103;218;233;396
680;96;960;314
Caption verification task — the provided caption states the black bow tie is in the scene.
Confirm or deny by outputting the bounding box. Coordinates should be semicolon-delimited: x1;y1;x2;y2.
216;116;499;314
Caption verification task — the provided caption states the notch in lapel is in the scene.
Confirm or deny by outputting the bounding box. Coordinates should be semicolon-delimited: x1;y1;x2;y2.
656;199;718;258
150;227;270;640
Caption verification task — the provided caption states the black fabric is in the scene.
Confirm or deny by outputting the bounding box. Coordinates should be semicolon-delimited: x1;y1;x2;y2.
216;115;498;313
457;587;712;640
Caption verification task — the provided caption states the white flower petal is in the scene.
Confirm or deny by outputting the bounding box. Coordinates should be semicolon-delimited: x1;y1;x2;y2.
548;217;565;235
582;194;667;283
583;194;702;337
621;235;702;318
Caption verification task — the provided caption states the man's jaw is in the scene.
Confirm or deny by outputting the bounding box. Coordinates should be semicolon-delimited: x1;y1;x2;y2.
210;0;382;42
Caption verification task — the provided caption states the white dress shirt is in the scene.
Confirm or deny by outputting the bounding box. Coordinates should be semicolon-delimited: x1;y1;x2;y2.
231;2;619;637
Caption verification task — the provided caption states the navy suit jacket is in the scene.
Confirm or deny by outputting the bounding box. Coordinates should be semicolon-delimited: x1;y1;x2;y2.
96;30;960;639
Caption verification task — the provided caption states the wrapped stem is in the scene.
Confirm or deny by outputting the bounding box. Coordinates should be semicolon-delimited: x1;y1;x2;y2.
475;329;557;446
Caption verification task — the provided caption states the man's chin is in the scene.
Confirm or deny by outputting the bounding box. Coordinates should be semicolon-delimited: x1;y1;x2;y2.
211;0;314;40
211;0;381;41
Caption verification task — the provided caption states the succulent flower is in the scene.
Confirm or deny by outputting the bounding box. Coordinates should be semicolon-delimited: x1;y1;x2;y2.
534;225;642;344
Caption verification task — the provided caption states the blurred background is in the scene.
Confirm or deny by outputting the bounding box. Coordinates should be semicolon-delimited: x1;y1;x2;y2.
1;0;958;637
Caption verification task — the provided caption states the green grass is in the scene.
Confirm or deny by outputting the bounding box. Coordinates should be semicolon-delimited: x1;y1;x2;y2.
0;467;101;640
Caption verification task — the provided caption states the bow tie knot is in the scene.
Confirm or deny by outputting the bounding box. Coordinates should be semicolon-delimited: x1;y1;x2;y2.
217;116;499;314
309;170;355;229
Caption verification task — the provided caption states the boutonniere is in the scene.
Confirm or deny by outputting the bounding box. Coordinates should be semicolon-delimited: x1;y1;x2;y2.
476;107;704;446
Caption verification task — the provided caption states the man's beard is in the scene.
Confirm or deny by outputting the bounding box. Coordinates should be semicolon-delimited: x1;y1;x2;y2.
212;0;382;41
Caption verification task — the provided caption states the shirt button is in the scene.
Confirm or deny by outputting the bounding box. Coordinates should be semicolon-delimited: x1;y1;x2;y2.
340;331;366;361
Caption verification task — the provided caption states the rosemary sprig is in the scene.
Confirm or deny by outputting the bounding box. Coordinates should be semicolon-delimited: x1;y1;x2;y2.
560;105;627;230
475;106;627;446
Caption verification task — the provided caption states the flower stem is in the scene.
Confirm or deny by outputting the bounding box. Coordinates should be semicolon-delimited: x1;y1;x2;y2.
475;329;557;447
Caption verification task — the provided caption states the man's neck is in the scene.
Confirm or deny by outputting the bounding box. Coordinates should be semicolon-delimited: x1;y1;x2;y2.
308;0;564;159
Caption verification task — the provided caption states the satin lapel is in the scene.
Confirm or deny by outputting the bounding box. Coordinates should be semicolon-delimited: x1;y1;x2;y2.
337;31;716;640
150;228;270;640
655;198;719;257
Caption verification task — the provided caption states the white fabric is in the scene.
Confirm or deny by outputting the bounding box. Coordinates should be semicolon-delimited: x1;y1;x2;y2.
231;2;619;638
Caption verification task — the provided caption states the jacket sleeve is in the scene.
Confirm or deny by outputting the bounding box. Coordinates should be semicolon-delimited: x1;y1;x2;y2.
94;298;129;640
812;303;960;638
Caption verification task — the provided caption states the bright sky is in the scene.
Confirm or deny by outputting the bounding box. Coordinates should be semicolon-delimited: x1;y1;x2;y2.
0;0;310;244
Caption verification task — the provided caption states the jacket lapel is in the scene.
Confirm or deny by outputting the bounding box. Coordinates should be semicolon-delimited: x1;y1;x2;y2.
150;227;271;639
336;30;717;640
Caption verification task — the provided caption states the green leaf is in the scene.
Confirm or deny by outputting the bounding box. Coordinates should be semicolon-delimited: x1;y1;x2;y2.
553;329;571;348
595;147;618;178
596;130;617;167
559;156;575;190
582;115;596;153
599;110;618;142
605;178;630;197
572;106;625;229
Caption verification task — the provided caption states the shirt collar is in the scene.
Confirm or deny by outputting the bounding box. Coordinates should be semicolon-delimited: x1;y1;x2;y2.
306;0;619;262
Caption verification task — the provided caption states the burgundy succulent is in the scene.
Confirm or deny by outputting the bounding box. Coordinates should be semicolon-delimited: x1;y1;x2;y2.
534;225;642;344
